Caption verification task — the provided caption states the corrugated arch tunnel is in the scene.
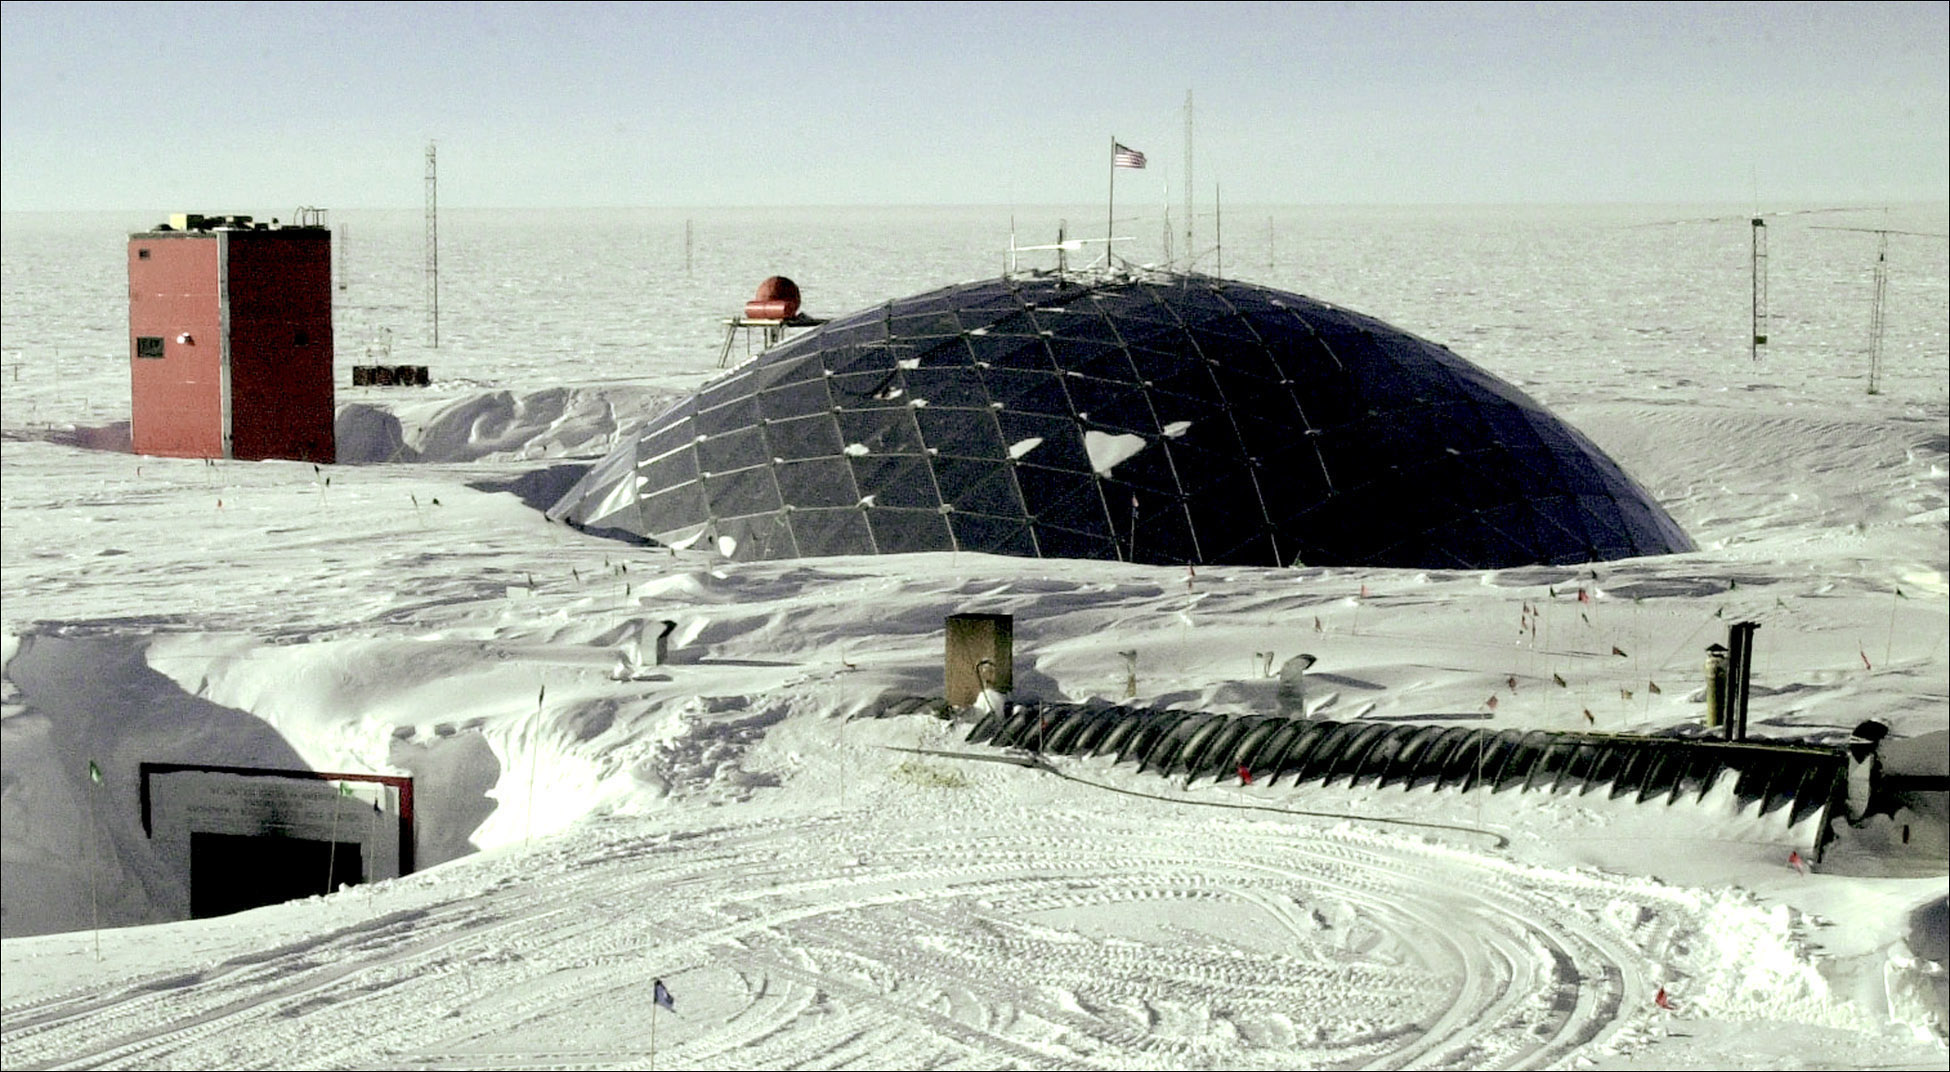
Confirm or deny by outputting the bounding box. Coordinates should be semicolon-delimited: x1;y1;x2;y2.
966;702;1851;840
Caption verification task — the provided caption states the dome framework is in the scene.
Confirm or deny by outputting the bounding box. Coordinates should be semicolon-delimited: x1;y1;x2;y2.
549;271;1692;568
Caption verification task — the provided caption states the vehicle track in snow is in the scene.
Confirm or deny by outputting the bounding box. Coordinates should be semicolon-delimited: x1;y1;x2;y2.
1;798;1681;1071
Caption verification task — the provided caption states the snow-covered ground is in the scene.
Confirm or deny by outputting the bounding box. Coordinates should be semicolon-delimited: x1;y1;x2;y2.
2;204;1946;1069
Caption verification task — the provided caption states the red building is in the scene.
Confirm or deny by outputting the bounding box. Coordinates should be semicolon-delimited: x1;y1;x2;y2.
128;213;335;462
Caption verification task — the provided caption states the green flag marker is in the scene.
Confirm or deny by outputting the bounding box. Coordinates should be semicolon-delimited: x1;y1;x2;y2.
87;760;102;784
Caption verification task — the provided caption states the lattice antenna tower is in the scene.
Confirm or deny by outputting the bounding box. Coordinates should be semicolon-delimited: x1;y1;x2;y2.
1162;183;1172;264
1867;229;1888;394
425;142;440;348
1811;223;1949;395
1749;216;1767;362
1214;183;1223;281
1647;205;1853;362
1182;90;1194;270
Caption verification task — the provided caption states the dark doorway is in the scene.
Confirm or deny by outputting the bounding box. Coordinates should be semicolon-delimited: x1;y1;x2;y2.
190;831;364;919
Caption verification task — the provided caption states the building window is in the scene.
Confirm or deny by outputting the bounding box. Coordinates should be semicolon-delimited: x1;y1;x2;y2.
135;336;165;359
294;329;310;346
137;248;151;260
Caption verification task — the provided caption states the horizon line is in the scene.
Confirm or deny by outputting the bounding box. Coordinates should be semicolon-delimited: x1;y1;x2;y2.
5;198;1946;216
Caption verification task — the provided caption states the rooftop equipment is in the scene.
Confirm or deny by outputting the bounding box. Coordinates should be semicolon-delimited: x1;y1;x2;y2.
717;276;827;367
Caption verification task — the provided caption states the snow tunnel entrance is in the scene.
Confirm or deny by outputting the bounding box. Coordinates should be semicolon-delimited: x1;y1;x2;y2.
190;832;364;919
141;763;415;920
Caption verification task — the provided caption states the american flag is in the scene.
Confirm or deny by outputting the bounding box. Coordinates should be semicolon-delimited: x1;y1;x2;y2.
1113;143;1147;169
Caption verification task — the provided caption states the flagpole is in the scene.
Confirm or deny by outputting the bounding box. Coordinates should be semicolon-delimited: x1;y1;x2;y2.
1107;136;1117;270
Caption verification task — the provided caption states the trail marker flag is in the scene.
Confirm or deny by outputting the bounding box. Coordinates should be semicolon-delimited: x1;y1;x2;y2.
653;978;675;1013
1113;143;1147;169
87;760;102;784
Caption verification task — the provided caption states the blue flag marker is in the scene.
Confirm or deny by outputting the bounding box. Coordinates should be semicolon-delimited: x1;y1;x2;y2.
653;978;674;1013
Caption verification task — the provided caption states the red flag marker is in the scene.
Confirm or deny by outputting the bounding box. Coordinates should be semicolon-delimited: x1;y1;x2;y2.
1238;764;1253;785
1860;650;1872;670
1654;987;1674;1010
1577;587;1590;604
1486;695;1499;711
1788;850;1807;875
1360;584;1369;598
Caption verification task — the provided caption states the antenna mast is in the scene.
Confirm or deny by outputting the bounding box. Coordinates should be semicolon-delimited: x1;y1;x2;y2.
1868;229;1890;394
1162;181;1172;264
1811;223;1950;394
1183;90;1194;269
425;142;440;349
1749;216;1767;362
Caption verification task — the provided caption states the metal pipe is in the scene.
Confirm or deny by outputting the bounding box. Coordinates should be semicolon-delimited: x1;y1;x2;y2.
1705;643;1728;731
1726;622;1760;742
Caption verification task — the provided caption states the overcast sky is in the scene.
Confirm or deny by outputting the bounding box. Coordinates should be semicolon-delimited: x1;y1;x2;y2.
2;2;1945;210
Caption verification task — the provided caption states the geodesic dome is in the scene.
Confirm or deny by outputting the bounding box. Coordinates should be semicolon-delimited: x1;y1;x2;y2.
548;271;1692;567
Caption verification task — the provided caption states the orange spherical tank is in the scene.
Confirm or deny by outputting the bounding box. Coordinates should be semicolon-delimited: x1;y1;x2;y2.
745;276;801;320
